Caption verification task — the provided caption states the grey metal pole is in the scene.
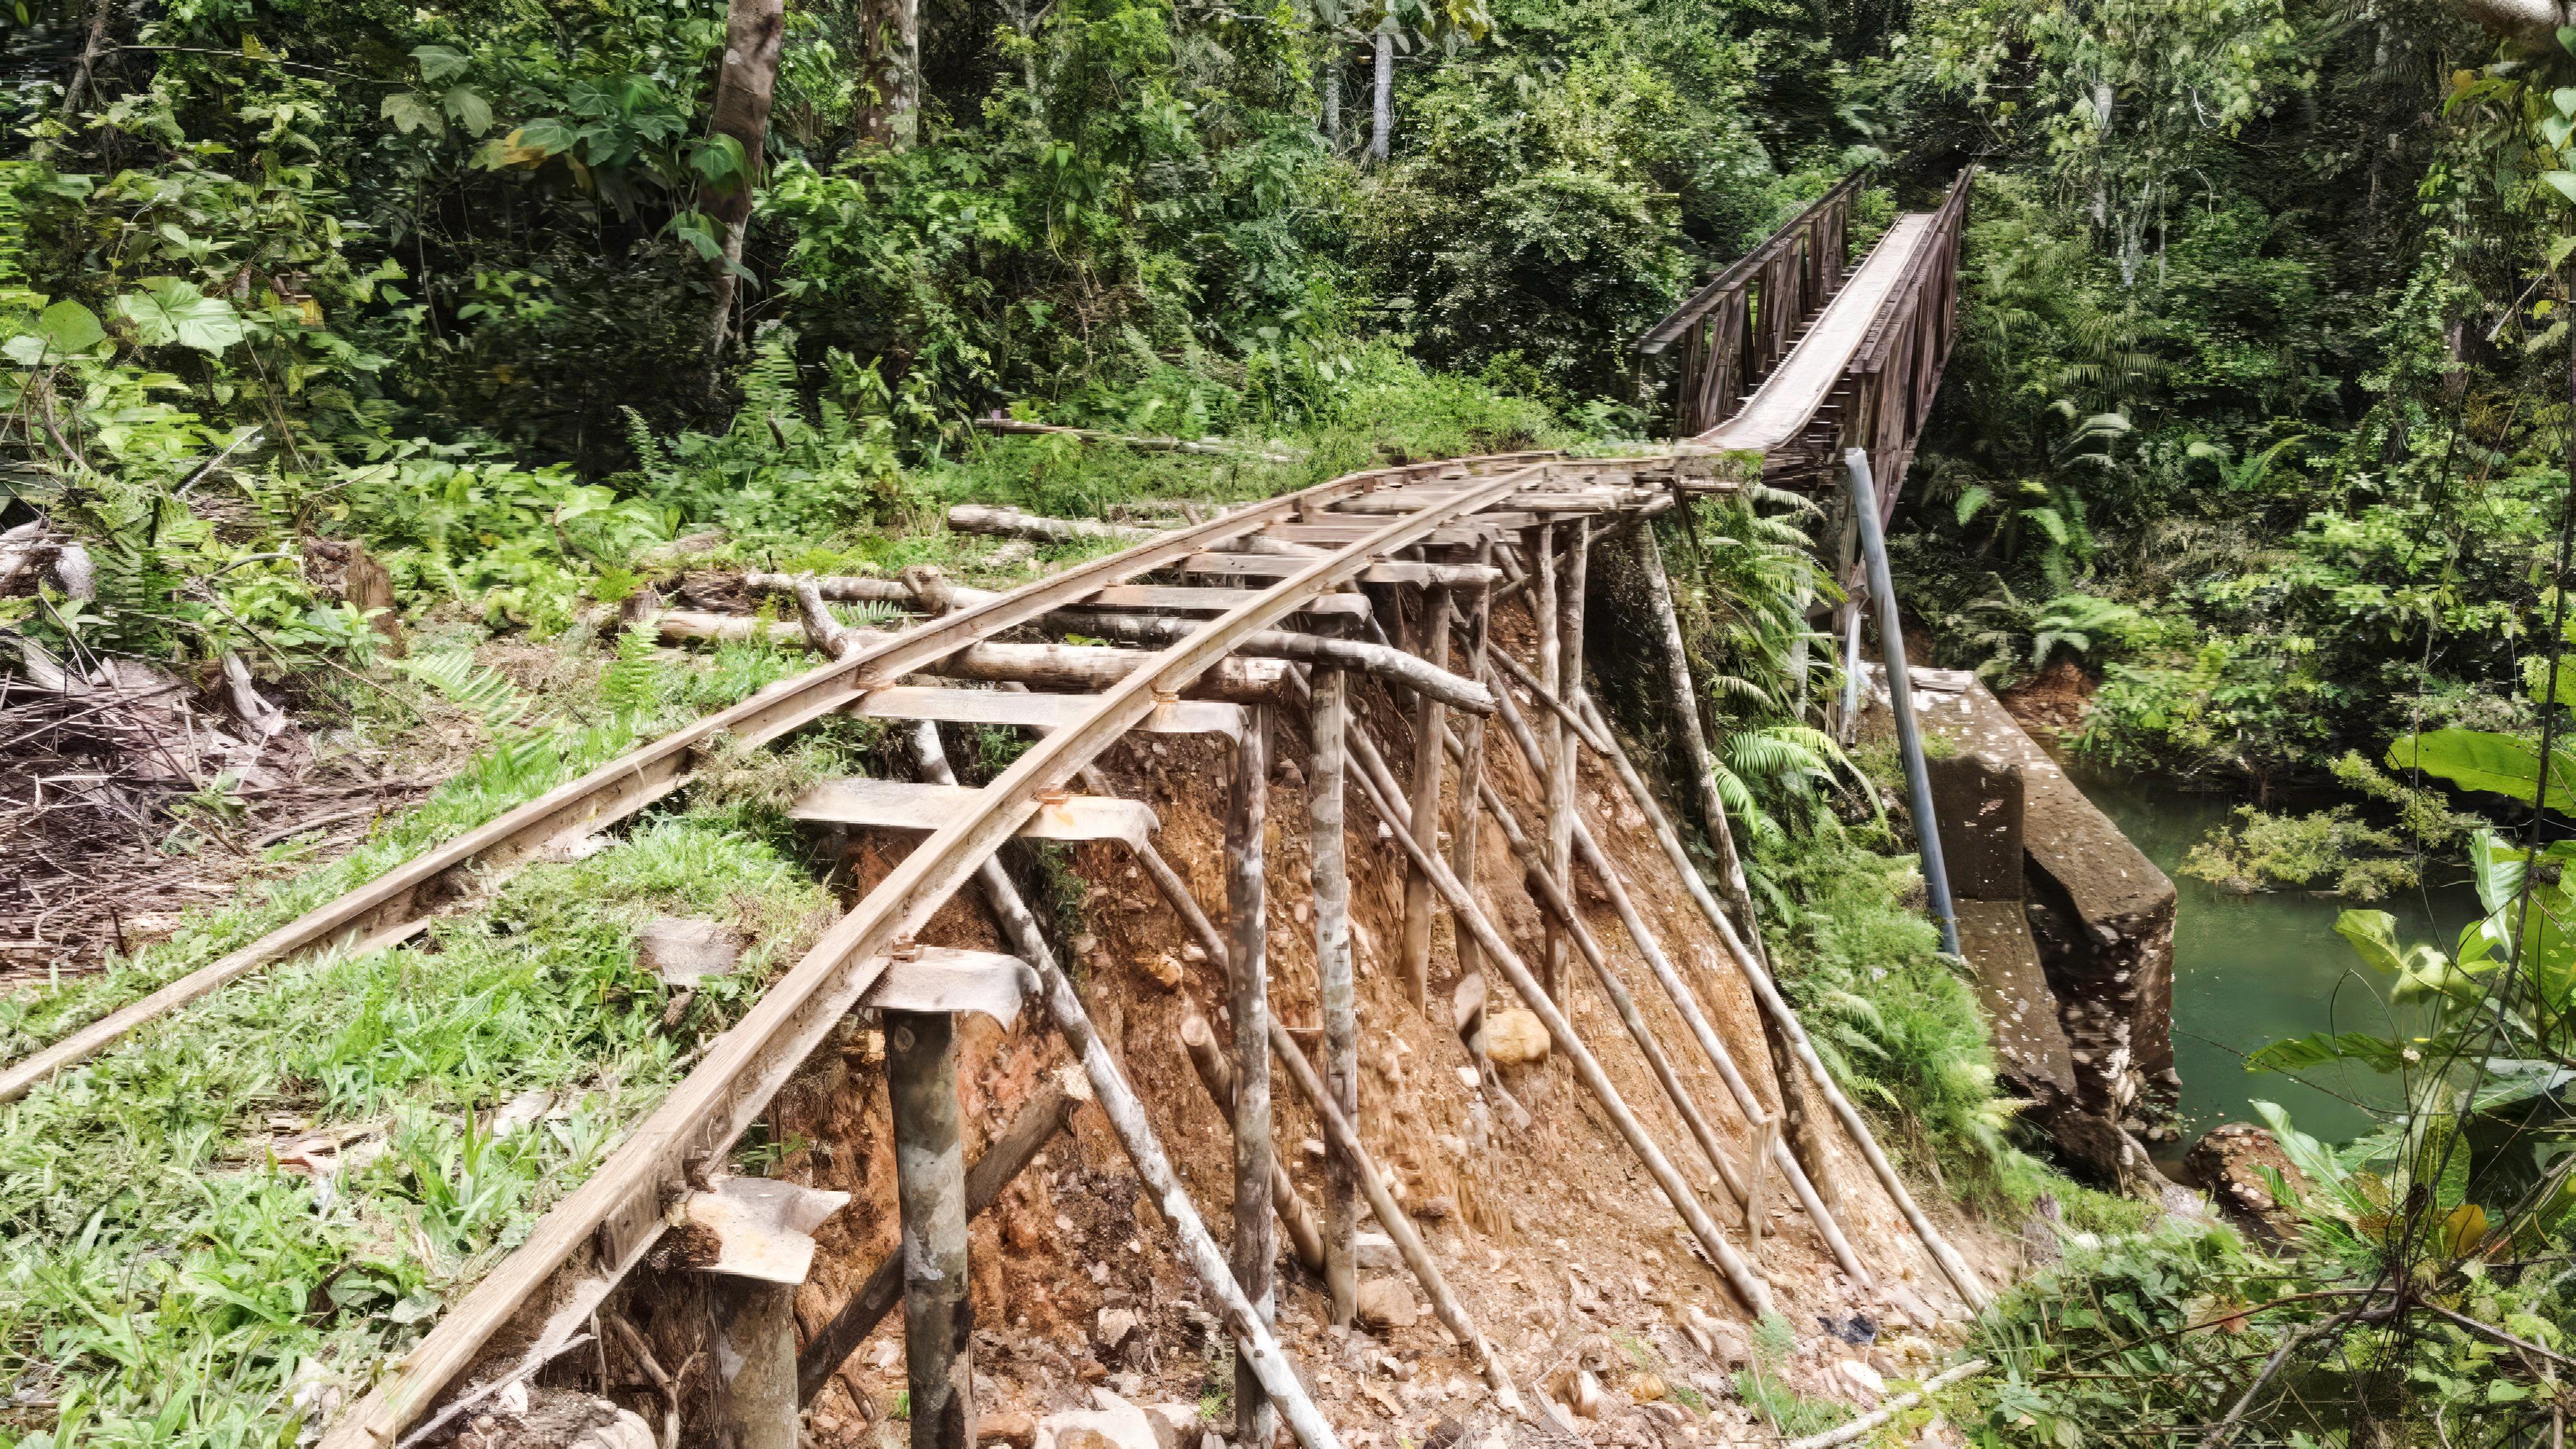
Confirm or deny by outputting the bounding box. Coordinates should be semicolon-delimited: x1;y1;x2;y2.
1841;447;1960;957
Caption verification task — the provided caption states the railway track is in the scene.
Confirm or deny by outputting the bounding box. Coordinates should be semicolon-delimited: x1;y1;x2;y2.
9;172;1987;1446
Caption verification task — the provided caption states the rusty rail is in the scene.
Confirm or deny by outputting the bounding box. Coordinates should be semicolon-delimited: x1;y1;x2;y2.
1839;164;1976;518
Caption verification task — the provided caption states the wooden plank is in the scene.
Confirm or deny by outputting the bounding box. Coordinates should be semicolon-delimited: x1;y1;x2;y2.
1175;553;1497;587
1257;521;1504;548
790;779;1159;848
853;685;1245;739
1079;584;1368;619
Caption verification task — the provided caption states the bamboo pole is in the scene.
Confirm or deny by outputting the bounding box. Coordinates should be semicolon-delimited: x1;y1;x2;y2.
1782;1358;1991;1449
1225;709;1275;1449
1568;694;1991;1310
1258;1012;1524;1412
1401;585;1452;1016
1332;718;1774;1315
1179;1020;1328;1275
1471;676;1870;1286
1309;666;1360;1325
904;725;1350;1449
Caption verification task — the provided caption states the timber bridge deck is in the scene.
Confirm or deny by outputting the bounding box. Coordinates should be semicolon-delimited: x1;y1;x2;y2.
1;168;1979;1449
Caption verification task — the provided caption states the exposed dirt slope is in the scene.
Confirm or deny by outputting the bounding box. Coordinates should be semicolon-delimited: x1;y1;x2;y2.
667;597;2023;1449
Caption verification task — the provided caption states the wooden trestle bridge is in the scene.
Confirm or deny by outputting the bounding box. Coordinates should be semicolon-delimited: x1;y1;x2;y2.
0;168;1978;1449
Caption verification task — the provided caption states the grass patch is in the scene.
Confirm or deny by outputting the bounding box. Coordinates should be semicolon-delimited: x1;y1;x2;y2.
0;636;812;1064
0;815;833;1445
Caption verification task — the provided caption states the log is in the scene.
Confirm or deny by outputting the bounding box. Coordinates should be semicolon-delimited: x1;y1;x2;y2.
1462;765;1754;1217
1550;521;1589;995
1309;665;1360;1324
1570;694;1991;1310
947;504;1162;545
653;610;1289;702
1625;536;1844;1210
1330;714;1774;1314
1256;1018;1523;1411
1450;543;1495;991
1044;610;1495;715
904;724;1349;1449
1474;676;1870;1285
1401;584;1452;1015
796;1080;1082;1403
1225;709;1275;1449
1178;1019;1328;1275
886;1009;976;1449
1781;1358;1991;1449
706;1278;800;1449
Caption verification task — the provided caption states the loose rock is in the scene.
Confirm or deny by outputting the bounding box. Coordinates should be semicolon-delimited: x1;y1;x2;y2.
1355;1278;1420;1333
1485;1009;1550;1067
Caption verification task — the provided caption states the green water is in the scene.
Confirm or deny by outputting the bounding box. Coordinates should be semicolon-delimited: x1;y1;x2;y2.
2061;770;2483;1150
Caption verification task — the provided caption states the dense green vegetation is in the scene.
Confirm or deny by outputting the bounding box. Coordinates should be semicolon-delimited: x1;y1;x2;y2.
19;0;2576;1440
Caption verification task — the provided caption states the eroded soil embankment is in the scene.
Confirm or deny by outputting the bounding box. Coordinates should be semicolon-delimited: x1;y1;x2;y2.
590;606;2018;1449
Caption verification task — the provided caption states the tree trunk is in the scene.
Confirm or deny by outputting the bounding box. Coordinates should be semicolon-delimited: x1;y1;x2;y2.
1368;33;1392;162
863;0;923;147
703;0;787;364
1322;48;1342;146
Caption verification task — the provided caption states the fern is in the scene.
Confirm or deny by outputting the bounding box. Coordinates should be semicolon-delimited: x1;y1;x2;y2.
398;649;530;733
600;626;666;717
829;600;906;631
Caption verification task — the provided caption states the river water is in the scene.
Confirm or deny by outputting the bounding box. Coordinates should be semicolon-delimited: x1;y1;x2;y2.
2061;769;2483;1151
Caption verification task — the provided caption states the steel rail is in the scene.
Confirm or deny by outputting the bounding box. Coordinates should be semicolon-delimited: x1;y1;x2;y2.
318;461;1552;1449
0;455;1549;1106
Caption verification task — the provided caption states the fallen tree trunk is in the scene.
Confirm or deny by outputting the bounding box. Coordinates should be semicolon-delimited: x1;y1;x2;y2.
653;610;1289;702
947;504;1160;544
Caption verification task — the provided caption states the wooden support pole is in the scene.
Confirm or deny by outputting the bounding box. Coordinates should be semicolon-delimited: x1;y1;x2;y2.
887;1008;976;1449
706;1278;800;1449
1567;695;1991;1311
905;725;1350;1449
1623;537;1845;1211
1401;585;1452;1016
1631;528;1765;962
798;1081;1081;1403
1550;521;1589;973
1532;523;1564;1003
1225;710;1276;1449
1474;676;1872;1287
1309;667;1360;1326
1261;1014;1524;1413
1463;765;1754;1216
1451;555;1495;993
1332;719;1774;1316
1180;1019;1328;1275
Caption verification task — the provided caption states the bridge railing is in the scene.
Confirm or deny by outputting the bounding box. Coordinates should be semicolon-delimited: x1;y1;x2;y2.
1636;172;1867;437
1839;164;1974;519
